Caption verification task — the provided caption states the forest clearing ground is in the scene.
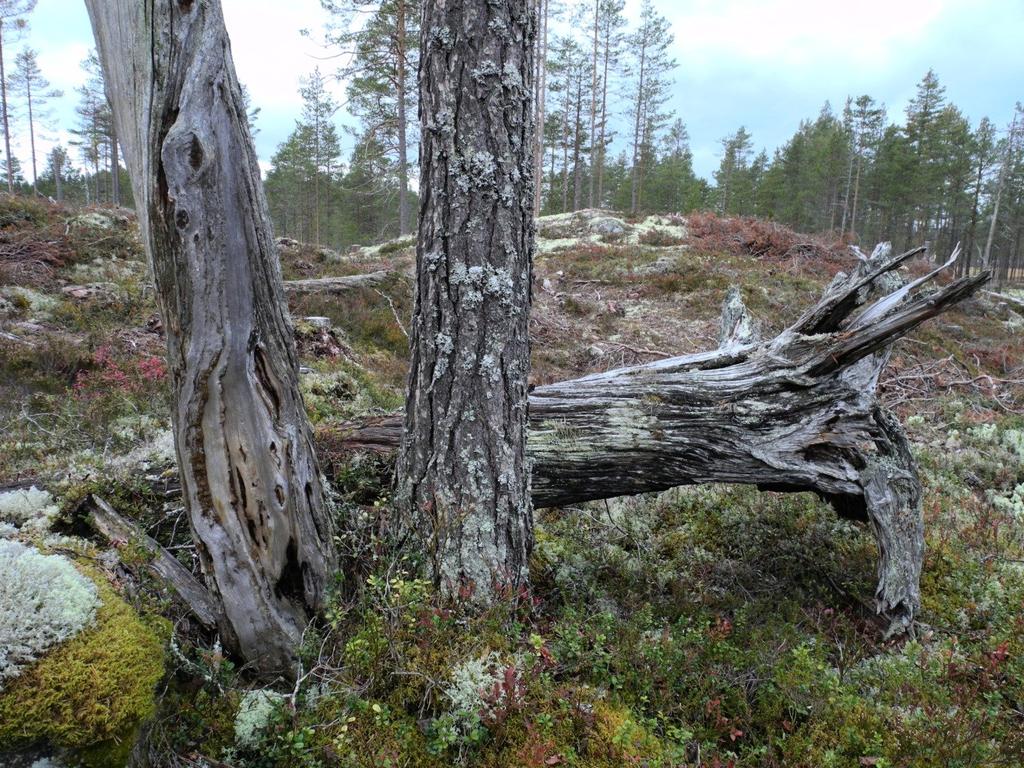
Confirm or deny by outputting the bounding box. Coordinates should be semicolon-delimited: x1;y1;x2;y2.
2;198;1023;766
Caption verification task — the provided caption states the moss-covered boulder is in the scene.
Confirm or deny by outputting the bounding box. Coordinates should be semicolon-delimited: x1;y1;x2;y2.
0;566;168;766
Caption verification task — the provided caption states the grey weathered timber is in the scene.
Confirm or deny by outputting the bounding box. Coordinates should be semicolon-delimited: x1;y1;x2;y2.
90;495;222;630
343;246;989;632
85;0;334;673
397;0;536;599
284;272;391;296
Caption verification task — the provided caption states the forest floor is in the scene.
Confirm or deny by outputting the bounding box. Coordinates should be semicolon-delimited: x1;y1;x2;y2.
1;196;1023;767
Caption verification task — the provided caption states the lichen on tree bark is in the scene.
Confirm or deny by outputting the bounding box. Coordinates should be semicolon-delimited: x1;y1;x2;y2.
397;0;537;599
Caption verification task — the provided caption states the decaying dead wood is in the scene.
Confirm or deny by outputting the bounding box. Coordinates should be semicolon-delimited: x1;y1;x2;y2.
87;0;336;673
983;289;1024;315
332;244;989;635
284;272;392;296
90;495;222;630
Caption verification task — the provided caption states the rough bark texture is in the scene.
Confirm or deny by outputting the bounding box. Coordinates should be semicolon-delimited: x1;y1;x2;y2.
85;0;334;673
398;0;536;599
344;246;988;632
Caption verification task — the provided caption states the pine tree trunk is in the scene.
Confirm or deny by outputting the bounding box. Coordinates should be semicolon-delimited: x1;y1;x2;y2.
26;78;37;192
85;0;335;674
850;155;862;238
398;0;535;599
0;21;13;193
533;0;548;218
596;24;611;206
629;41;646;215
313;109;320;246
964;159;982;277
572;68;584;211
587;0;599;209
561;82;571;213
111;130;120;206
985;116;1017;283
54;155;63;202
396;0;410;236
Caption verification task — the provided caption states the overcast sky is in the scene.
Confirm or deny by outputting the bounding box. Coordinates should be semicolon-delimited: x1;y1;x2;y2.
17;0;1024;183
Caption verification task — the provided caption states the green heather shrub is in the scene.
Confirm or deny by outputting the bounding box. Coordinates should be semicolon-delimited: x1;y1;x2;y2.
0;571;168;762
0;195;51;228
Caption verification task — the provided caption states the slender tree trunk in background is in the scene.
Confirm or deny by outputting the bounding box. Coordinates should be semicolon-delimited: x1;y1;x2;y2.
0;21;13;193
850;155;863;238
53;154;62;202
963;158;982;277
587;0;599;208
92;121;100;201
840;129;854;234
396;0;410;236
596;23;611;206
26;76;36;192
86;0;335;674
547;136;555;213
572;68;583;211
986;170;1006;282
986;116;1017;286
110;130;120;206
561;81;570;213
629;42;646;215
533;0;548;218
399;0;535;599
313;108;320;246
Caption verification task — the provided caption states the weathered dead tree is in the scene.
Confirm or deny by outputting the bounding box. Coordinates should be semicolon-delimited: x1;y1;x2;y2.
86;0;335;673
335;245;989;633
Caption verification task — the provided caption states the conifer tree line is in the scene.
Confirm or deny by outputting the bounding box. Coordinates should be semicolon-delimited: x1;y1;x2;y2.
530;2;1023;283
713;82;1024;285
0;0;1020;283
0;0;129;205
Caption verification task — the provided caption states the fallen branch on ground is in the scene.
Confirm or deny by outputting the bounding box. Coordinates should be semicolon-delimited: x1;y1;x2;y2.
284;272;391;295
89;494;222;630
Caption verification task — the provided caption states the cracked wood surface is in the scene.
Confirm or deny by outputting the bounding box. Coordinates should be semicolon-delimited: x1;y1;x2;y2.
86;0;334;673
340;245;989;632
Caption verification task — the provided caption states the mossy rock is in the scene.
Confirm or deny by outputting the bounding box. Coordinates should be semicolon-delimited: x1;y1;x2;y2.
0;572;169;765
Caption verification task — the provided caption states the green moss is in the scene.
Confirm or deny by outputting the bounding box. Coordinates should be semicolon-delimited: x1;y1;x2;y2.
0;571;168;761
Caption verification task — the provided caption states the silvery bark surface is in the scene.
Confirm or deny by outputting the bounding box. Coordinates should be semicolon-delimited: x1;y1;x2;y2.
397;0;536;599
85;0;334;673
345;246;988;632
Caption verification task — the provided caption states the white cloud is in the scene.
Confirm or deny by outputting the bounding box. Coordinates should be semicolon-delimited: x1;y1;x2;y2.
661;0;953;79
222;0;337;113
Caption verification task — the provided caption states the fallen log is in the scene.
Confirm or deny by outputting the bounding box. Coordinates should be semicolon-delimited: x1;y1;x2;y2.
983;289;1024;315
284;272;392;296
89;494;222;630
327;244;989;635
